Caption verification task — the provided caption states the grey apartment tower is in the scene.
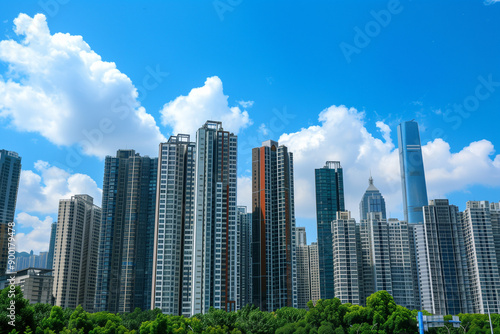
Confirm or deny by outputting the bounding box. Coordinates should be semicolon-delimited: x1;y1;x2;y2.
191;121;238;314
252;140;297;311
398;121;428;224
315;161;344;300
95;150;158;313
0;150;21;276
152;135;196;316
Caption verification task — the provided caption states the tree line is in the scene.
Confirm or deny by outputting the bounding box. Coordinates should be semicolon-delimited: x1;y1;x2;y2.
0;286;498;334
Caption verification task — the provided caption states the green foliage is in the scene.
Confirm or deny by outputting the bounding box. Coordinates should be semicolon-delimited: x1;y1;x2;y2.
0;285;36;334
41;306;66;333
22;294;500;334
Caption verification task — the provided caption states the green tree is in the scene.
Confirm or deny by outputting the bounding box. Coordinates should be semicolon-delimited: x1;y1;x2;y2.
0;285;36;333
366;291;396;326
34;304;53;325
68;305;93;333
41;306;66;333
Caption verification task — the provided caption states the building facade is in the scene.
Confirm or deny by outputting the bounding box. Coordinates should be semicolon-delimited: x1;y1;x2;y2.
309;242;320;306
415;199;471;315
332;211;360;305
47;222;57;270
296;228;320;309
315;161;345;300
0;268;53;304
397;121;428;224
359;176;386;221
462;201;500;314
152;135;196;316
53;195;101;311
252;140;297;311
191;121;238;314
237;206;252;310
0;150;21;275
95;150;158;313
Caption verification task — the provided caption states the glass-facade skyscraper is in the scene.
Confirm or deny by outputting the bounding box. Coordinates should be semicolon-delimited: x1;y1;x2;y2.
95;150;158;313
359;176;386;221
397;121;428;224
315;161;344;300
0;150;21;276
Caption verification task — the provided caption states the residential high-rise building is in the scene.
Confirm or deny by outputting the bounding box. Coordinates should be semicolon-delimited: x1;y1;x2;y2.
359;212;419;309
95;150;158;313
462;201;500;314
53;195;101;311
237;206;252;310
332;211;360;305
315;161;345;300
397;121;428;224
296;228;320;309
490;202;500;277
359;176;386;221
252;140;297;311
296;229;310;309
47;222;57;270
0;150;21;275
192;121;238;314
414;199;471;315
152;135;196;316
309;242;320;306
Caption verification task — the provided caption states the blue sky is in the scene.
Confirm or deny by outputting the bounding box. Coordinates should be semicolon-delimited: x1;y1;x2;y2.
1;0;499;251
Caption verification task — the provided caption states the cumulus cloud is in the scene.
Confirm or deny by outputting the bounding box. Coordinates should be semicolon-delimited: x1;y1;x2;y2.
160;76;252;136
15;213;53;253
278;105;500;222
17;160;102;215
0;13;166;158
237;176;252;210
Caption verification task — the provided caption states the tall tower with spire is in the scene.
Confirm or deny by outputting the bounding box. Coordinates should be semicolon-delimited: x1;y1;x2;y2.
359;176;386;221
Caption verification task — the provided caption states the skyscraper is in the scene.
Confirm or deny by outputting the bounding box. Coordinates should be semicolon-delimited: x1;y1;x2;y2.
415;199;471;315
95;150;158;313
0;150;21;276
359;176;386;221
237;206;252;310
397;121;428;224
252;140;297;311
191;121;238;314
315;161;344;300
53;195;101;311
152;135;196;316
331;211;360;305
46;222;57;270
462;201;500;314
309;242;320;306
296;228;310;309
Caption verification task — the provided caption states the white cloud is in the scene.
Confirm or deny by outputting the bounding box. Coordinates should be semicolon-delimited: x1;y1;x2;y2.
238;100;254;108
160;76;252;136
17;160;102;215
485;0;500;5
237;176;252;210
278;105;500;222
258;123;269;136
15;213;53;253
0;13;166;158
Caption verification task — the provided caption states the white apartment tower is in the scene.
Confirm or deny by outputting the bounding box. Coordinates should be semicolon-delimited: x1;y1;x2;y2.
192;121;238;314
53;195;101;311
152;135;196;316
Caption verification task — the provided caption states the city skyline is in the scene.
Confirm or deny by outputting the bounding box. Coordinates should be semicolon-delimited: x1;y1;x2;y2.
0;2;500;251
